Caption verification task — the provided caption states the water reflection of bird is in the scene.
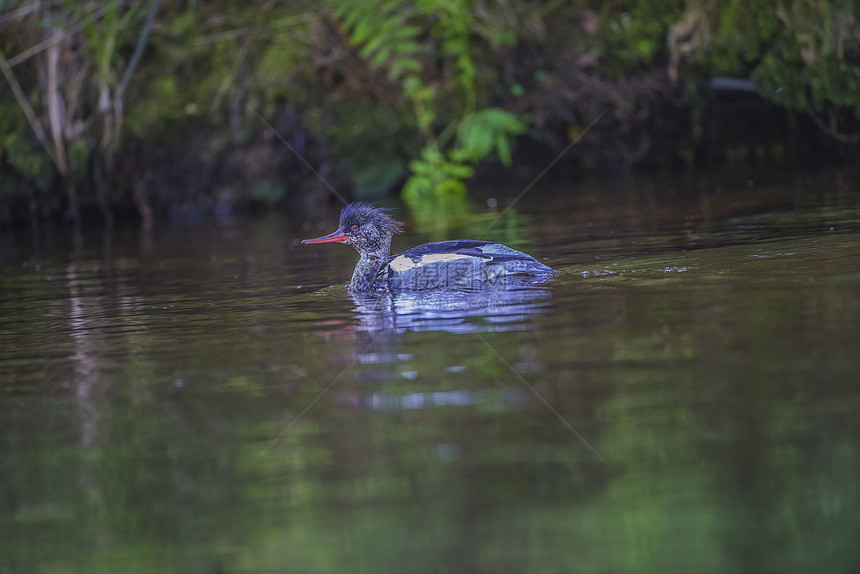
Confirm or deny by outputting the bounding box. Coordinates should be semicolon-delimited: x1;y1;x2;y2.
302;202;554;292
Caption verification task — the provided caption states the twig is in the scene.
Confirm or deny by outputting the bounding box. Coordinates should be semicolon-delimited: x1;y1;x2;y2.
7;4;106;68
806;107;860;145
46;32;69;177
0;0;63;25
211;24;259;114
116;0;161;103
0;46;61;171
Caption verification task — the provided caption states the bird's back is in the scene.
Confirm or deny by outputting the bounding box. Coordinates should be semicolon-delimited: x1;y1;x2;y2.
387;240;553;291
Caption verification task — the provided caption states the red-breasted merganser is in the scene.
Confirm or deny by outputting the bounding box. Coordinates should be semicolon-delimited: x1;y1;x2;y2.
302;203;554;292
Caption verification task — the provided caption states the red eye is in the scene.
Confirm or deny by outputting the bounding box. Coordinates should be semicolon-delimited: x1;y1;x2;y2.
351;224;359;231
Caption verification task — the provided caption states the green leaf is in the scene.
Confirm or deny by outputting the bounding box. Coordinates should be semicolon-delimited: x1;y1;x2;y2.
393;25;423;39
392;41;423;55
439;160;474;179
408;159;433;175
434;178;467;199
359;32;389;61
368;46;393;69
495;135;512;166
388;58;423;80
402;175;432;202
352;16;376;44
420;147;444;165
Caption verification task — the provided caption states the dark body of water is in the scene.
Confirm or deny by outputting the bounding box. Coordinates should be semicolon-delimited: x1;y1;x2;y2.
2;165;860;573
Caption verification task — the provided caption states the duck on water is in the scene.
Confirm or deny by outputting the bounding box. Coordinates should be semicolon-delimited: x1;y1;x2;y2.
301;202;554;292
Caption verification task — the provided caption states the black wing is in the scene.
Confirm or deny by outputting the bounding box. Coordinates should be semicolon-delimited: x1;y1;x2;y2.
396;240;494;260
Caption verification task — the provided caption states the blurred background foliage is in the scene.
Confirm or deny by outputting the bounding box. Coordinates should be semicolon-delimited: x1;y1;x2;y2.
0;0;858;226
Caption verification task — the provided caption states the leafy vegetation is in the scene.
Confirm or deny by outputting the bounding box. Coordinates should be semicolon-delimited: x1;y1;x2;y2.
670;0;860;130
0;0;858;225
333;0;526;216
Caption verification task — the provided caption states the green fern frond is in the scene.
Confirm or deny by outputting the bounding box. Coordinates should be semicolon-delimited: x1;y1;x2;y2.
335;0;528;203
